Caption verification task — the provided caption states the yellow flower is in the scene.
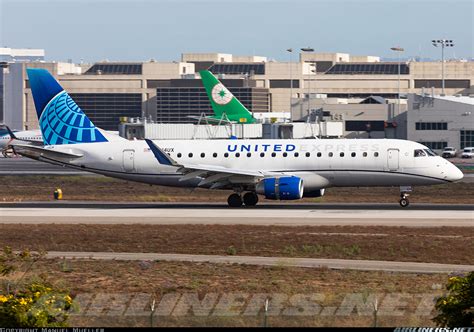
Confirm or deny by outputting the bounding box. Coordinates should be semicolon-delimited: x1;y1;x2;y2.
18;298;28;306
0;295;9;303
65;295;72;304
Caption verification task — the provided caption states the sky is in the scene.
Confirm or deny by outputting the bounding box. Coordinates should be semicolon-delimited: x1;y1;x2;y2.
0;0;472;63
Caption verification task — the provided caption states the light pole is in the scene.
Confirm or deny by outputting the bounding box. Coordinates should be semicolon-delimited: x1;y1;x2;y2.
307;63;316;117
390;46;404;117
286;48;293;111
432;39;454;95
300;47;315;117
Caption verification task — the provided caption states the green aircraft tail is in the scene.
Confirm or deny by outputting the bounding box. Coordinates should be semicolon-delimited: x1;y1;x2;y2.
199;70;255;123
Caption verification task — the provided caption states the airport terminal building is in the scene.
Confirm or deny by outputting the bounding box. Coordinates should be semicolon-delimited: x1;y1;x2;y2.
1;50;473;148
407;94;474;150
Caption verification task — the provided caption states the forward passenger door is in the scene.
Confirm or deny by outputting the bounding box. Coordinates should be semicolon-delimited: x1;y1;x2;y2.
387;149;399;171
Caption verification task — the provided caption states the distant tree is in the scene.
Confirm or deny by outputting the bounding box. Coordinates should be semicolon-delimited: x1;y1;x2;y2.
433;272;474;327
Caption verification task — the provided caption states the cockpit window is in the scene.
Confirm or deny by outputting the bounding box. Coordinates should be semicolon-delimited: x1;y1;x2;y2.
414;149;426;157
424;149;437;156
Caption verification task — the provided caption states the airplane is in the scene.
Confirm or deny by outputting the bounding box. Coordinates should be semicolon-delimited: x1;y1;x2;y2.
187;70;257;124
7;68;464;207
1;70;251;155
0;127;43;157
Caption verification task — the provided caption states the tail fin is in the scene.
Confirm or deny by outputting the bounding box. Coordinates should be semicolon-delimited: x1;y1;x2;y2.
27;68;108;145
199;70;255;123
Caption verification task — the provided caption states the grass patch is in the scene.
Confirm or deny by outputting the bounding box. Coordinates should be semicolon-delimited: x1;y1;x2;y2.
1;224;472;264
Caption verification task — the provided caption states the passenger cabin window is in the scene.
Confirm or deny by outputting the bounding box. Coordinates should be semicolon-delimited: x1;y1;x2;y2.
224;153;229;158
260;152;265;157
294;152;299;157
200;153;205;158
213;153;218;158
177;153;182;158
340;152;344;157
328;152;333;157
271;152;276;157
363;152;368;157
305;152;310;157
374;152;379;157
188;153;193;158
247;153;251;157
351;152;356;157
414;149;426;157
235;153;240;158
283;152;288;157
317;152;322;157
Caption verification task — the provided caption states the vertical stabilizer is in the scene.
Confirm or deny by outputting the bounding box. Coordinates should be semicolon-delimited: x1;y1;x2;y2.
199;70;255;123
27;68;108;145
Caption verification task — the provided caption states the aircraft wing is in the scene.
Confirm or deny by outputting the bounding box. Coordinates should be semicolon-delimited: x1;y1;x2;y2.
9;141;83;160
145;139;273;188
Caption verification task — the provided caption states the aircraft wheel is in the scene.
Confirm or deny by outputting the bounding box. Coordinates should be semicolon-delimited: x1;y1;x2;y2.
399;198;409;208
227;193;243;207
243;192;259;206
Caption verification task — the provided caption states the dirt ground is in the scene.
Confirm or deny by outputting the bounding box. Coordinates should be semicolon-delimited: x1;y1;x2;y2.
17;259;451;327
1;224;473;265
0;175;473;204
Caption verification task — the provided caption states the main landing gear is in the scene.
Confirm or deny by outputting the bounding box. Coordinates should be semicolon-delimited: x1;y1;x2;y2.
399;186;412;208
227;192;259;207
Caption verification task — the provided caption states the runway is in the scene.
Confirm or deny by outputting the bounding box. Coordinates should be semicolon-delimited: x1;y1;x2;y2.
0;157;86;175
45;251;474;274
1;202;473;226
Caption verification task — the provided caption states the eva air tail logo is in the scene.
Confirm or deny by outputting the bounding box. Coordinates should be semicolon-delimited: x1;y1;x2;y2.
211;83;232;105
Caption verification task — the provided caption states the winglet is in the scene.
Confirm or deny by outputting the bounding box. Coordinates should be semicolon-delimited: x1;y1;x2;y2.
4;126;17;140
145;139;177;166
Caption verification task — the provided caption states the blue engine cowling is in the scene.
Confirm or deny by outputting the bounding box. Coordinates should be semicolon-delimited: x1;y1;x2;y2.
256;176;304;200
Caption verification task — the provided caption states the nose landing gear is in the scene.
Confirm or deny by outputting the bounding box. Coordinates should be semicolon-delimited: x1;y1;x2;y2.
227;192;259;207
399;194;410;207
399;186;412;207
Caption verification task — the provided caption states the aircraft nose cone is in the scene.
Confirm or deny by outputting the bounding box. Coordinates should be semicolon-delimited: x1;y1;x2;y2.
447;163;464;182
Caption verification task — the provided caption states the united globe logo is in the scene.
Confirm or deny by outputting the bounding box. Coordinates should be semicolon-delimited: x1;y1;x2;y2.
211;84;232;105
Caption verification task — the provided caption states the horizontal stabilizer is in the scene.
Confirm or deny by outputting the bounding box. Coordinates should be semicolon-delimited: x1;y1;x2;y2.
10;142;83;159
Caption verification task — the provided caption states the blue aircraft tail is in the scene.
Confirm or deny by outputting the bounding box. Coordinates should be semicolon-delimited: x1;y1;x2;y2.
27;68;108;145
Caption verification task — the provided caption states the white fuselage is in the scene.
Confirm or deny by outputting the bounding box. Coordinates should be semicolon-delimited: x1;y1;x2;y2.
0;130;43;149
35;138;463;192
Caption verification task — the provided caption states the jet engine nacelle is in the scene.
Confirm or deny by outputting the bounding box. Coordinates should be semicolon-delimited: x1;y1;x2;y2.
303;188;325;198
256;176;304;200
